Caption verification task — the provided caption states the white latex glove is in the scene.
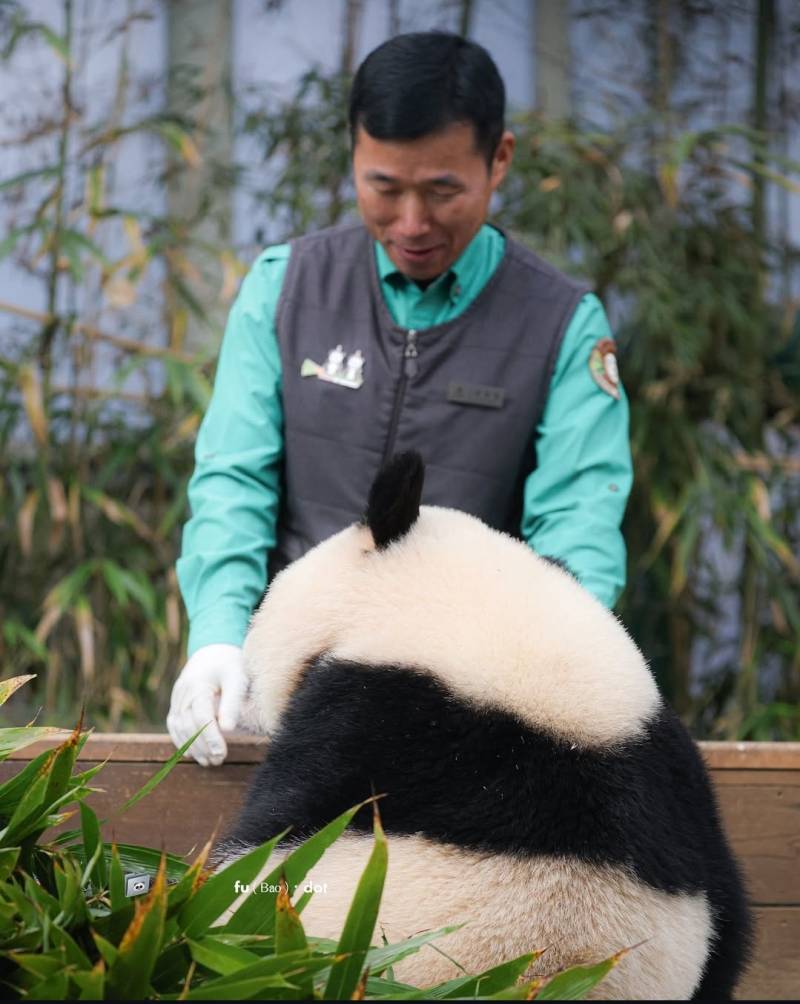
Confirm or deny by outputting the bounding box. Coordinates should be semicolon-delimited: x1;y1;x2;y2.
167;643;247;766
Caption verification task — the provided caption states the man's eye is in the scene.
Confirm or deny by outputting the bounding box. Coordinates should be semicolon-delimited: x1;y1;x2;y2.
375;186;400;197
430;190;458;202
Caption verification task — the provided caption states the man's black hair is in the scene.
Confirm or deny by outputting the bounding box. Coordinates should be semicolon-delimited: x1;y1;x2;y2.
348;31;506;167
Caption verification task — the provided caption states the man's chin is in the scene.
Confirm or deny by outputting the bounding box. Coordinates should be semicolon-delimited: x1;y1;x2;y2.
386;245;450;281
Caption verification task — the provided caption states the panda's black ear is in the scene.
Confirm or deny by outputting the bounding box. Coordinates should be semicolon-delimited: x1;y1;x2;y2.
363;452;425;549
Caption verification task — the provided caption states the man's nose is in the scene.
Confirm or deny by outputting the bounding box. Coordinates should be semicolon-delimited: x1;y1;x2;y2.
395;193;431;238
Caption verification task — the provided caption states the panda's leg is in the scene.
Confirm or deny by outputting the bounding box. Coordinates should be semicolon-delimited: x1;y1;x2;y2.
689;849;754;1001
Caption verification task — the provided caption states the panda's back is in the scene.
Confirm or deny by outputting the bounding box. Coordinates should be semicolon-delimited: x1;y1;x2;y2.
232;658;719;882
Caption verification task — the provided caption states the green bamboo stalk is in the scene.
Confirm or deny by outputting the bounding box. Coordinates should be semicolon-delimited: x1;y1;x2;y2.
730;0;776;737
733;553;762;735
459;0;474;38
40;0;73;397
28;0;74;597
751;0;774;264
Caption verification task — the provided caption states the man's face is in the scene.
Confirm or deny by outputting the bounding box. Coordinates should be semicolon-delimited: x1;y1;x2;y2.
353;121;515;283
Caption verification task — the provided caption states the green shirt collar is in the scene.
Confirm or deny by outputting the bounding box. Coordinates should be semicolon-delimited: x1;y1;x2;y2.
374;223;497;300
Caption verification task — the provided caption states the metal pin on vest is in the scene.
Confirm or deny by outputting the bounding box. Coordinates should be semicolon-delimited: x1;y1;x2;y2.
404;329;418;378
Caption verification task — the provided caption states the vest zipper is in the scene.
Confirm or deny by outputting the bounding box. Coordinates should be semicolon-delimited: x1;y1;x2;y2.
382;328;418;464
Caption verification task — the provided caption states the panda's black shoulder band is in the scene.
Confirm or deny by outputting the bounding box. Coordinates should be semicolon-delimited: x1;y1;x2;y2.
363;451;425;549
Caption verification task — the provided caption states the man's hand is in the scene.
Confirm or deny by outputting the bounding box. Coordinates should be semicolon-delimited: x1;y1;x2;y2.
167;643;247;766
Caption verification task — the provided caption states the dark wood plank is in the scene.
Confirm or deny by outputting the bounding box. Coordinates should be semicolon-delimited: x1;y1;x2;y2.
737;907;800;1001
0;759;258;856
714;781;800;905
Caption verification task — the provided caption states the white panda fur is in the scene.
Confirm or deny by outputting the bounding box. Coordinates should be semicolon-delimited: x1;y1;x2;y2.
217;452;752;1000
240;506;659;749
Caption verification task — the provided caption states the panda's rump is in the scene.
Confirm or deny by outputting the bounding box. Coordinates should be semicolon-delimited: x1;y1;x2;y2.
228;832;710;998
221;657;741;996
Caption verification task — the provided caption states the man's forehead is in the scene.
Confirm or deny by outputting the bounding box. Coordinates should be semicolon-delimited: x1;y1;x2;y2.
352;122;483;173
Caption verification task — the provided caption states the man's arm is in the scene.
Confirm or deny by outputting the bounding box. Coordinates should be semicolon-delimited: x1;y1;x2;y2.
521;293;632;608
176;245;290;656
169;245;290;765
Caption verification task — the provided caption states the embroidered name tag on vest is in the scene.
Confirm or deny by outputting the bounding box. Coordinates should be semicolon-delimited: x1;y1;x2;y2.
447;381;506;409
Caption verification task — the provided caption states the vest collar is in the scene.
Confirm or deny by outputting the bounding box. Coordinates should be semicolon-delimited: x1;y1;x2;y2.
373;223;498;301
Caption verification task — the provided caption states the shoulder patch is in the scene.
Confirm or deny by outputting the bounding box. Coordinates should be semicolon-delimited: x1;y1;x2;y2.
589;338;620;399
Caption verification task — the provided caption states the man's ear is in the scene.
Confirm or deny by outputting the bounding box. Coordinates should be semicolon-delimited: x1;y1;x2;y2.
490;129;516;190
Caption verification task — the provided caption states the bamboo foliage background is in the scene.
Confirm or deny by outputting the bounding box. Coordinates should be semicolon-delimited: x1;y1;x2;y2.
1;0;799;737
1;0;223;727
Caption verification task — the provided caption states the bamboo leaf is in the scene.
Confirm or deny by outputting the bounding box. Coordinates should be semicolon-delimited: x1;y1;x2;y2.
180;832;286;939
106;854;168;999
0;847;21;881
80;802;107;890
323;804;388;1000
274;876;312;998
166;836;214;917
482;978;547;999
275;876;309;955
81;487;154;542
92;931;119;968
41;562;96;620
109;842;127;913
727;156;800;194
18;364;48;446
43;720;88;811
59;228;111;267
85;162;105;217
23;970;70;1000
0;221;41;259
186;936;261;976
0;726;72;761
71;960;105;1000
0;674;37;707
1;621;47;661
16;489;38;558
112;725;200;816
225;799;374;936
94;843;187;885
535;949;627;1000
363;923;473;979
99;560;129;606
0;165;60;191
181;953;332;1001
670;512;700;597
73;597;95;682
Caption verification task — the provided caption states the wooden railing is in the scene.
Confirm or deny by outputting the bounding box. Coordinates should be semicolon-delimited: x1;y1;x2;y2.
3;736;799;1000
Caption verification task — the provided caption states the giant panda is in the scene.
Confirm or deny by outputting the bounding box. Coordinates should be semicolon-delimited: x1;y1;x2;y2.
215;451;752;1000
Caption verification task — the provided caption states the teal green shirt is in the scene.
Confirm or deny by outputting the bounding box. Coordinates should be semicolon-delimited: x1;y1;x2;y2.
177;224;632;656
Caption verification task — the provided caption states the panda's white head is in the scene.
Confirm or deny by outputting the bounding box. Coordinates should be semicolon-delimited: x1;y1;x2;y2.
241;453;659;748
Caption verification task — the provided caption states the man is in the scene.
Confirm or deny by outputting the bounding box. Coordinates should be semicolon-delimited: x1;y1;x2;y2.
168;32;632;766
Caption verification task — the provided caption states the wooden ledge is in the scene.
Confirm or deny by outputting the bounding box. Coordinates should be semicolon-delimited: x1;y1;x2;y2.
7;731;269;763
7;734;800;769
699;742;800;770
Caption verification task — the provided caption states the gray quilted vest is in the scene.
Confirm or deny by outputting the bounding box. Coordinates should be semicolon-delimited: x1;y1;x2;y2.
269;220;589;577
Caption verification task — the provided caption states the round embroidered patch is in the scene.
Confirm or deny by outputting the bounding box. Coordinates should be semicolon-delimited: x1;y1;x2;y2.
589;338;620;399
